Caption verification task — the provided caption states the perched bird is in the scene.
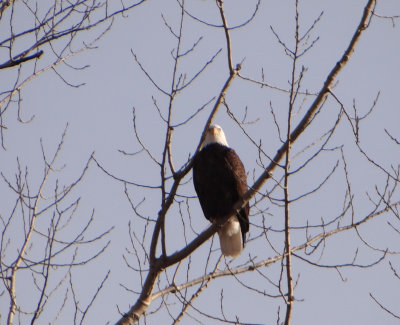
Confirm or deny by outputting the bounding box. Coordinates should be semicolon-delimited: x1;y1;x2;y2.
193;124;249;257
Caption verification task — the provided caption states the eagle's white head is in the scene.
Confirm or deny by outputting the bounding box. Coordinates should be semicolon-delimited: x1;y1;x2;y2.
202;124;229;148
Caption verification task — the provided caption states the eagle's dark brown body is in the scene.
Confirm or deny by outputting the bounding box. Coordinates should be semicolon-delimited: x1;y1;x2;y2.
193;142;249;248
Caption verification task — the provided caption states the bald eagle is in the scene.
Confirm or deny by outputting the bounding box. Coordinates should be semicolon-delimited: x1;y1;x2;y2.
193;125;249;257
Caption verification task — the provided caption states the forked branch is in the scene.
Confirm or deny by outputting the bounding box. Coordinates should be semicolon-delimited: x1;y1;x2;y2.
115;0;376;324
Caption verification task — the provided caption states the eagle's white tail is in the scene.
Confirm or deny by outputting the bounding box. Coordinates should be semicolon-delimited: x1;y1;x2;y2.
218;216;243;257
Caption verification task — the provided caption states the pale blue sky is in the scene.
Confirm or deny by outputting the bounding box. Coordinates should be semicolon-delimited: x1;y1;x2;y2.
1;0;400;324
